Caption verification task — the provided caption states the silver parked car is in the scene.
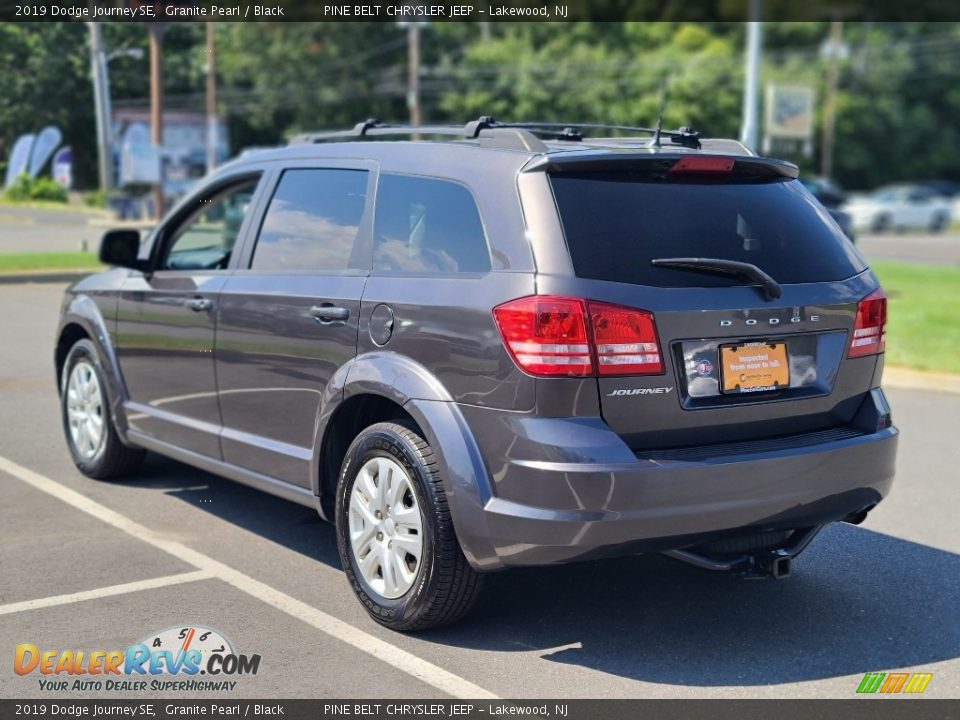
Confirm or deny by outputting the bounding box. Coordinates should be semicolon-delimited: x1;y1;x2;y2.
845;183;952;232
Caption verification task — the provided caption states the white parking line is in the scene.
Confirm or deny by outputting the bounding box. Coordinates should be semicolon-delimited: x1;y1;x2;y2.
0;455;498;700
0;571;212;616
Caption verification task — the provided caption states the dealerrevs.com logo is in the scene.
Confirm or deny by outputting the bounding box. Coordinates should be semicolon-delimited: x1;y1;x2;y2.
14;625;261;692
856;671;933;695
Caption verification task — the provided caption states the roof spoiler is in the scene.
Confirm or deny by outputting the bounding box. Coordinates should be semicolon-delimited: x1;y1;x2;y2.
521;152;799;179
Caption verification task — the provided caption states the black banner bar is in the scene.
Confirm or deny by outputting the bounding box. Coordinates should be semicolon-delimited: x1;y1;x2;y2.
2;700;960;720
4;0;960;22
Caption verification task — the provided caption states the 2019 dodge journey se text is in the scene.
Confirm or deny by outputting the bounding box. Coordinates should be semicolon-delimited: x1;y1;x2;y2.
56;117;898;631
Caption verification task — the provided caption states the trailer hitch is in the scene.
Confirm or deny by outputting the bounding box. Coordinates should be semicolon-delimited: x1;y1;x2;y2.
662;526;823;580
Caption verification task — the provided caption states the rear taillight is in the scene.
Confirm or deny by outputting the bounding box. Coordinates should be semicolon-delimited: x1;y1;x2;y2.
493;296;663;378
588;301;663;375
492;296;592;376
848;288;887;358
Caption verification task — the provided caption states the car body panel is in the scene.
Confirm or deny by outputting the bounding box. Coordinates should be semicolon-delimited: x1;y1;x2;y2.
356;273;537;411
115;271;227;458
454;390;896;568
216;272;368;487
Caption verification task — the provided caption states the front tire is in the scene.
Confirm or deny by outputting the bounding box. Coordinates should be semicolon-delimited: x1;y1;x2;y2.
335;421;482;632
60;339;144;479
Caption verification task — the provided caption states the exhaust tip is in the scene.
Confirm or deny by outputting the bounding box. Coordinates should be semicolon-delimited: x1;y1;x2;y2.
843;504;877;526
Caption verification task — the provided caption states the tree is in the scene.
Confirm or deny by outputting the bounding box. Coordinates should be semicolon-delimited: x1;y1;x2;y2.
5;22;960;192
0;24;94;187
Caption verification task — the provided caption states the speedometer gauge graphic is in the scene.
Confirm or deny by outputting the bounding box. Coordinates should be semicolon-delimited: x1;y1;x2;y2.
139;625;234;669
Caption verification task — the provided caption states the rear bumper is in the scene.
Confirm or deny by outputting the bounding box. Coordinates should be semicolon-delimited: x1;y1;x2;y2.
451;390;897;570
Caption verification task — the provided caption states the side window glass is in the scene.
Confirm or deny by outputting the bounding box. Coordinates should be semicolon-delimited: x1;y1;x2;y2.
373;174;490;274
162;178;259;271
251;168;368;272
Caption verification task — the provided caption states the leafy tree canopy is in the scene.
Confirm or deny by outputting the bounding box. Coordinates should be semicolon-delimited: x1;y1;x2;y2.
3;22;958;191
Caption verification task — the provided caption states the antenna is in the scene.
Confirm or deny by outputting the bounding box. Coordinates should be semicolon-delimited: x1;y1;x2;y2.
649;76;669;148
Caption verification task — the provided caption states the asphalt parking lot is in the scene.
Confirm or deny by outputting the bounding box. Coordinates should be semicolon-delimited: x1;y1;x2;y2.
1;280;959;700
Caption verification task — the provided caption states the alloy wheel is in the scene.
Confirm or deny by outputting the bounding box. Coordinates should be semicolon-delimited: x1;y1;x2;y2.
348;456;424;599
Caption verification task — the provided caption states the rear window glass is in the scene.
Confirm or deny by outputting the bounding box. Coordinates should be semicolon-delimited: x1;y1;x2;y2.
373;174;490;274
550;174;865;287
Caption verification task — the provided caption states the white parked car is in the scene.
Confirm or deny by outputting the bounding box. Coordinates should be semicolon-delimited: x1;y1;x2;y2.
844;184;952;233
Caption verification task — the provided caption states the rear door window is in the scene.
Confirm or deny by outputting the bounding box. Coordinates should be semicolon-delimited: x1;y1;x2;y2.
373;174;490;274
550;173;865;287
251;168;368;272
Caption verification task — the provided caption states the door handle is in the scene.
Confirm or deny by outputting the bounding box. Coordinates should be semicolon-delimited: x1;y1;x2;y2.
310;305;350;324
185;297;213;312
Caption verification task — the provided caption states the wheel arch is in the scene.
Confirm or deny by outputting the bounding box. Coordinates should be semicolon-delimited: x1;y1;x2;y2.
56;294;131;441
313;351;498;569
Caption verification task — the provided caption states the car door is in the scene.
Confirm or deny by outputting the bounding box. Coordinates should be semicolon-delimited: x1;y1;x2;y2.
214;162;374;488
902;188;928;227
114;172;266;458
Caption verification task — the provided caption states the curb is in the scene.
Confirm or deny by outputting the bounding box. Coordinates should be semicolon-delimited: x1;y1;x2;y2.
0;270;97;285
87;218;154;230
883;367;960;396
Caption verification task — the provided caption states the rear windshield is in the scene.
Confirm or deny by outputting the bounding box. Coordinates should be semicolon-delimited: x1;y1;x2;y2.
550;173;865;287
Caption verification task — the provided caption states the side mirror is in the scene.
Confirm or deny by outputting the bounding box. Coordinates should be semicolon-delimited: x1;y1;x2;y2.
99;229;145;271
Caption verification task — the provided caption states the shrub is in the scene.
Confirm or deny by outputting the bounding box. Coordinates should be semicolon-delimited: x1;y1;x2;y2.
3;173;68;203
4;173;33;201
28;176;68;202
83;189;108;208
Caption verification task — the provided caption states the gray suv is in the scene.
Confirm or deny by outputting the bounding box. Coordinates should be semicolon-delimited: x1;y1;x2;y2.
56;118;898;631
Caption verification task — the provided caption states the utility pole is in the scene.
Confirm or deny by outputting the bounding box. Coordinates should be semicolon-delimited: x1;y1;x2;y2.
406;22;422;128
739;0;763;152
205;23;217;175
821;20;844;180
148;23;166;219
479;2;490;41
88;23;113;192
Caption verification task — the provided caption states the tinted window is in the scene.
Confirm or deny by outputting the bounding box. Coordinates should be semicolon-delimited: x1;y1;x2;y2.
373;174;490;273
162;178;259;271
550;174;865;287
251;169;368;271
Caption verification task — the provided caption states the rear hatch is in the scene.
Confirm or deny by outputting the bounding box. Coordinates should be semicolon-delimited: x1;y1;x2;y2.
538;154;885;451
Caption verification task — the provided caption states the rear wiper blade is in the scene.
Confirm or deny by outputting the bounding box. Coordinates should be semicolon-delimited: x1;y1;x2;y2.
650;257;782;300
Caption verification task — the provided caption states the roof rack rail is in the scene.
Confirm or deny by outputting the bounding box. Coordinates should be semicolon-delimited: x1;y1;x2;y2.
288;116;701;150
289;117;552;151
289;119;465;144
485;121;702;149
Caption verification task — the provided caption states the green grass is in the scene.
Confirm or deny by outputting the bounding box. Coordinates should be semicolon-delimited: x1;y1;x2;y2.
0;252;103;274
872;262;960;374
0;195;105;213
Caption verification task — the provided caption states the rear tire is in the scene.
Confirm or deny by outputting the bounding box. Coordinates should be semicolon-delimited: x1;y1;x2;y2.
335;421;482;632
871;214;891;233
60;339;145;479
929;213;948;233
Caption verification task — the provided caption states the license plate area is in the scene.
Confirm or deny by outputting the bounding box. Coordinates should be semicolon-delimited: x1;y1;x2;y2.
720;341;790;394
